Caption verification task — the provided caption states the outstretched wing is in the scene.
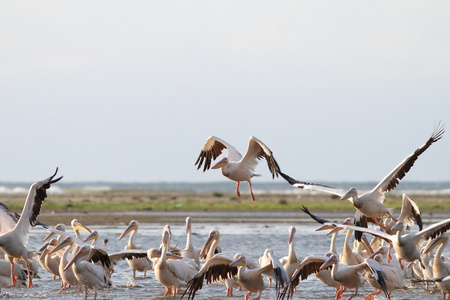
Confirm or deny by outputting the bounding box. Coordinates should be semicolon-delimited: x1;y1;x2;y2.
280;171;344;196
14;168;63;246
195;136;241;172
398;194;422;231
373;122;445;194
241;136;281;178
415;217;450;241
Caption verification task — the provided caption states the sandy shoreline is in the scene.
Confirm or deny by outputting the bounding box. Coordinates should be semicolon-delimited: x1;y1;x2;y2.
1;190;449;225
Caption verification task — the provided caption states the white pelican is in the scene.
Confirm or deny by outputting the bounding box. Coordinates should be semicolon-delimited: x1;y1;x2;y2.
49;235;81;293
259;249;275;287
0;168;62;288
180;217;200;266
280;123;445;227
64;245;112;300
280;226;301;279
118;220;152;278
422;234;450;299
83;231;115;277
199;229;221;261
184;250;289;300
195;136;281;201
155;228;199;296
302;205;450;270
40;238;61;280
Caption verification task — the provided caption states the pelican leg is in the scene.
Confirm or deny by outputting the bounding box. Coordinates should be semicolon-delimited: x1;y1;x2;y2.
58;282;67;293
226;287;233;296
236;182;241;198
9;259;16;287
84;287;88;300
132;269;136;279
346;288;358;300
26;261;33;288
245;291;252;300
363;288;381;300
93;288;98;300
163;287;172;297
248;181;255;202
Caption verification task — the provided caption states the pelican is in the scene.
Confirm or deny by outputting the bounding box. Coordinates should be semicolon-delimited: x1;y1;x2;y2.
259;249;275;287
184;250;289;300
302;205;450;270
199;229;221;261
40;238;61;280
155;228;199;296
49;235;81;293
180;217;200;266
280;123;445;227
0;168;62;288
319;254;388;300
64;245;112;300
280;226;301;279
118;220;152;278
195;136;281;201
422;234;450;299
83;231;115;277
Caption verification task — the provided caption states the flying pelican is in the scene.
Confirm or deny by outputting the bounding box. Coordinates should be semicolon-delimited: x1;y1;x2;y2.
155;228;199;296
280;226;301;279
422;234;450;299
195;136;281;201
118;220;152;278
280;123;445;228
302;205;450;270
184;250;289;300
64;245;112;300
180;217;200;266
0;168;62;288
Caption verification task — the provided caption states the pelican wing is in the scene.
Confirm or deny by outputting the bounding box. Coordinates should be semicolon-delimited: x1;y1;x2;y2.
83;261;111;285
14;169;63;246
182;254;237;300
278;255;328;300
0;202;18;234
167;259;199;284
89;248;113;270
280;172;345;196
364;258;389;298
398;194;422;230
108;249;149;263
195;136;241;172
415;217;450;241
372;122;445;194
240;136;280;178
301;205;394;243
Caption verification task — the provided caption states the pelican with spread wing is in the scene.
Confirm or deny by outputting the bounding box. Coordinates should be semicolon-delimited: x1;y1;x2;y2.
302;205;450;270
195;136;281;201
0;168;62;288
281;123;445;228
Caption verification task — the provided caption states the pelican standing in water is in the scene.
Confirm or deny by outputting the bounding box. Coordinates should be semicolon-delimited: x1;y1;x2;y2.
280;123;445;228
422;235;450;299
0;168;62;288
280;226;301;279
180;217;200;266
195;136;281;201
64;245;112;300
117;220;152;278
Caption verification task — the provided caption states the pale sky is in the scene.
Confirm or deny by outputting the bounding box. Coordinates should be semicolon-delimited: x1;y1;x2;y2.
1;1;449;183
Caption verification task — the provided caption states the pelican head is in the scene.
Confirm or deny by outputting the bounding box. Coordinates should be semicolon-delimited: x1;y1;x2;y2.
161;230;170;246
118;220;139;241
49;236;73;255
42;223;66;242
340;187;358;201
423;235;449;255
391;221;405;233
288;226;296;244
229;255;246;268
64;245;91;271
185;217;192;235
211;157;228;169
83;230;99;243
319;253;338;271
71;219;92;234
200;229;220;258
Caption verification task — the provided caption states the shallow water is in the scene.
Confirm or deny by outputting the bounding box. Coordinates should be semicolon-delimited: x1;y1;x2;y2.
3;215;450;300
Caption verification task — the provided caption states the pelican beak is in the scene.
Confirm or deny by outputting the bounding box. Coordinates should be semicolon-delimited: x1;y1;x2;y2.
391;222;404;232
229;256;245;268
326;227;343;236
42;231;56;242
211;157;228;169
73;220;92;234
49;237;72;255
185;217;192;235
319;255;337;271
200;233;217;258
423;236;445;255
118;222;137;241
361;235;374;255
161;230;170;245
64;247;87;271
39;245;49;260
316;224;336;231
340;188;357;201
83;231;98;243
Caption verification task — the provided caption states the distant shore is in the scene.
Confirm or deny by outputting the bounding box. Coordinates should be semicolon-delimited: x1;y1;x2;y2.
1;190;449;225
